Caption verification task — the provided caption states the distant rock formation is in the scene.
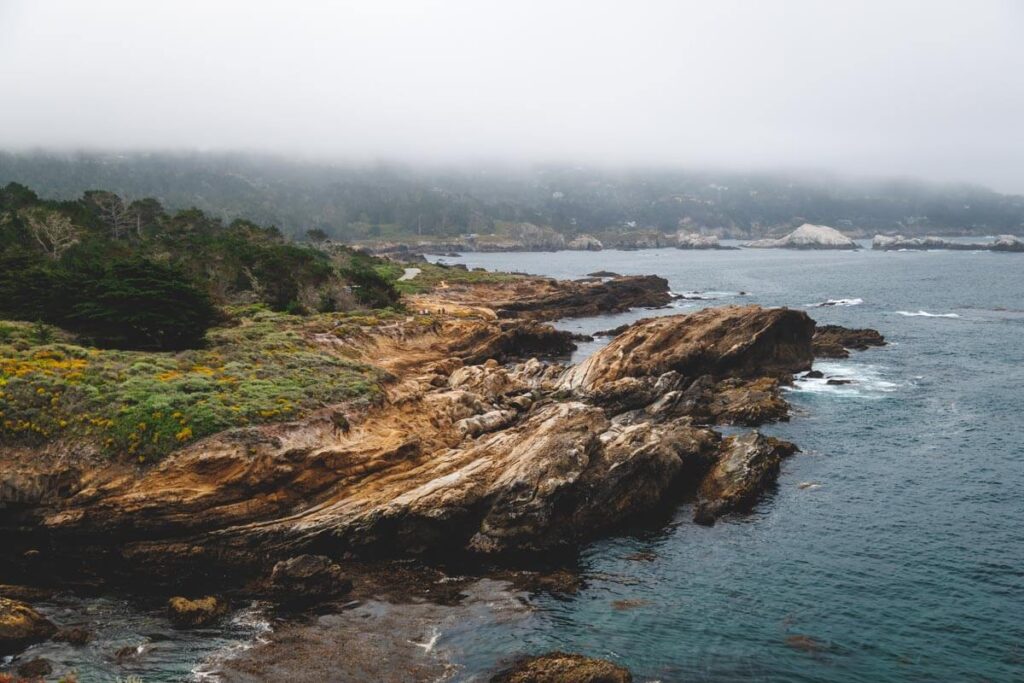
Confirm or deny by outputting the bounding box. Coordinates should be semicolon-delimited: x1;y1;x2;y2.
873;234;1024;251
745;224;858;250
993;235;1024;252
567;234;603;251
675;232;724;249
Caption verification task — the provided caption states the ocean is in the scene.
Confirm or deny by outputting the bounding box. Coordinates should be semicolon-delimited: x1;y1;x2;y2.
434;244;1024;682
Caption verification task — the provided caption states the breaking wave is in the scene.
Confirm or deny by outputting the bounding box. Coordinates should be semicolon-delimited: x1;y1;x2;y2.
787;362;901;398
896;310;960;318
807;297;864;307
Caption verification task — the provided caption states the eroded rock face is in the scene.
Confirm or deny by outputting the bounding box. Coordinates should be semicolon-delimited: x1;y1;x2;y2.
167;596;227;628
0;597;57;654
813;325;886;358
561;305;815;392
490;651;633;683
693;432;798;525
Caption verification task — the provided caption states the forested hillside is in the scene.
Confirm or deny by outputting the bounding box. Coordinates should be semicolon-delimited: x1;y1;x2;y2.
0;182;399;351
2;152;1022;240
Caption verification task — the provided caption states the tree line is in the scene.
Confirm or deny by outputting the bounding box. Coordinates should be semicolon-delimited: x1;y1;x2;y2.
0;183;399;350
2;152;1023;238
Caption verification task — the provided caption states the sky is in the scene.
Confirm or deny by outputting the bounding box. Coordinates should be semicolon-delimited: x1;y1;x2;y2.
1;0;1022;192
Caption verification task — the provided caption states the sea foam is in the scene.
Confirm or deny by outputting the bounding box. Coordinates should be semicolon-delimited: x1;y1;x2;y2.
807;297;863;307
788;362;900;398
896;310;960;318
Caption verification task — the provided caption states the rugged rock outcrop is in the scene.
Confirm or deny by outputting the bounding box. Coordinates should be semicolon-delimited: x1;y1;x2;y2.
491;652;633;683
455;319;578;364
490;276;672;321
812;325;886;358
746;224;858;250
0;598;57;654
0;305;825;587
412;275;672;323
693;432;798;525
560;306;815;392
167;596;227;628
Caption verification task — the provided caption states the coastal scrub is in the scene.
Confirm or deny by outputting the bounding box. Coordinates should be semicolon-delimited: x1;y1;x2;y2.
0;307;387;461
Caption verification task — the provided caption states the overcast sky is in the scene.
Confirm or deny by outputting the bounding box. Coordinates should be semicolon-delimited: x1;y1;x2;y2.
1;0;1022;191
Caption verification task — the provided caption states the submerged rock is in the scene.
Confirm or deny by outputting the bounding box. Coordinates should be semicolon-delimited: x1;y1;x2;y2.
0;597;57;654
16;656;53;678
491;651;633;683
167;596;227;628
812;325;886;358
746;224;858;250
53;626;92;645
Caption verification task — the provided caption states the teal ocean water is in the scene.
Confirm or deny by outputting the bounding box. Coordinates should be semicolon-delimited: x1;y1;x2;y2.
437;245;1024;682
5;245;1022;682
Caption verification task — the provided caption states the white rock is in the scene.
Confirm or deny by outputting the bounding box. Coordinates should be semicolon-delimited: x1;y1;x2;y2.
675;232;720;249
745;223;858;250
567;234;603;251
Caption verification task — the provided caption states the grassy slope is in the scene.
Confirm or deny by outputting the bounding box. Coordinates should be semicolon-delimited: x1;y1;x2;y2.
0;307;394;461
374;261;522;295
0;258;518;462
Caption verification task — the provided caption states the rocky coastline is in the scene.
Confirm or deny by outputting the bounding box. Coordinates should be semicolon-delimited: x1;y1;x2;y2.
0;272;886;681
872;234;1024;251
